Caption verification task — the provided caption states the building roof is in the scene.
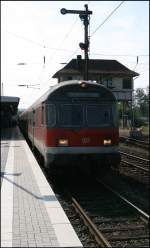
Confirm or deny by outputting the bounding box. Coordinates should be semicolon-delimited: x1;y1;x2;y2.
52;58;139;78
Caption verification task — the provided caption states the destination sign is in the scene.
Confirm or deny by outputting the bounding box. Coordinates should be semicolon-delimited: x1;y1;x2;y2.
68;92;100;98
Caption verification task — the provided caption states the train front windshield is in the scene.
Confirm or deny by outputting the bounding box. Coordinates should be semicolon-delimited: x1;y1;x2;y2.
47;103;116;128
59;104;83;127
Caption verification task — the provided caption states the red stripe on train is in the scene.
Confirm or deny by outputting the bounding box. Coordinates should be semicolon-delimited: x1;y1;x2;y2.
45;128;119;147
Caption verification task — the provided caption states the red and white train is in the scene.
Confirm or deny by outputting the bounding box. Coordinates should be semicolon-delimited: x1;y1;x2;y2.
19;80;120;173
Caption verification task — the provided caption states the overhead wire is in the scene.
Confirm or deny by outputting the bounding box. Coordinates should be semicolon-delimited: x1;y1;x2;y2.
1;29;76;53
2;17;80;94
63;1;126;63
91;53;149;57
40;18;80;89
90;1;125;37
45;17;79;65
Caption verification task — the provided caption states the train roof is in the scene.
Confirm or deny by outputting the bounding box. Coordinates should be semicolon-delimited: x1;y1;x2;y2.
21;80;116;114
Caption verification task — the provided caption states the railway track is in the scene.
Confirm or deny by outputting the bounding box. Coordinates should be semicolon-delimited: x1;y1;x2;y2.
119;151;149;187
119;143;149;160
49;171;149;248
71;179;149;248
120;151;149;171
120;136;149;150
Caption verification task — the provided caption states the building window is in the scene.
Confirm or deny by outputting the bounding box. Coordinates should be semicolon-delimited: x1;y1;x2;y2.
67;76;72;80
103;78;113;88
123;78;132;89
107;79;113;88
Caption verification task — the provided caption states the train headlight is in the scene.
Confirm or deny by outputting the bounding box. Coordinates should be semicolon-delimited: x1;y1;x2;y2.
103;139;112;145
58;139;69;146
80;81;88;88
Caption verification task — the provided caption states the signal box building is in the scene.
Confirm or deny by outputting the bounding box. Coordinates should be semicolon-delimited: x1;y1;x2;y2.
52;56;139;128
52;55;139;102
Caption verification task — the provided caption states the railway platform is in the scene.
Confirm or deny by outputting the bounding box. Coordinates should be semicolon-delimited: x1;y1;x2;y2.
1;126;82;247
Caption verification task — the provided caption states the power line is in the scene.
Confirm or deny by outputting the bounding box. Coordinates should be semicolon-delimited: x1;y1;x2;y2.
138;68;149;73
90;1;125;37
2;29;76;53
2;29;44;47
65;48;80;63
57;18;78;49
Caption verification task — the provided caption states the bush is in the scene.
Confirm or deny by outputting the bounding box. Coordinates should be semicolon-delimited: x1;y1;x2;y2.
134;118;146;127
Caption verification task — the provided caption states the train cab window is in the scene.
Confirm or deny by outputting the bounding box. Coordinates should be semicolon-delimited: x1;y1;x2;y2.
86;104;112;127
46;104;56;127
59;104;83;127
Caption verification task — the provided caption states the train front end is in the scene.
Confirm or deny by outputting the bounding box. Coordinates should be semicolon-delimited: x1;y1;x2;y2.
44;80;121;171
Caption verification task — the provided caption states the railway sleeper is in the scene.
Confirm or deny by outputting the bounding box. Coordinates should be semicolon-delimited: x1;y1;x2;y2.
93;217;139;223
99;225;146;232
111;241;149;248
108;235;149;241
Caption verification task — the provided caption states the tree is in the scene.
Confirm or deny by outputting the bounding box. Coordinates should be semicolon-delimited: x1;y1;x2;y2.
133;87;149;117
132;86;149;126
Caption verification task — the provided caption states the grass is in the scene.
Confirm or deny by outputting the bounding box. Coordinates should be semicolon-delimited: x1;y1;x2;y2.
141;125;149;135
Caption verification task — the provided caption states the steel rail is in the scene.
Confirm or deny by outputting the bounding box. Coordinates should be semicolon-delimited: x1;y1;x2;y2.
120;136;149;145
72;197;112;247
121;160;149;173
96;178;149;221
120;136;149;150
120;151;149;163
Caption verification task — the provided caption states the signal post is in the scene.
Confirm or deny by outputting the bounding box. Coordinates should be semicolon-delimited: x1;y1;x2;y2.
60;5;92;80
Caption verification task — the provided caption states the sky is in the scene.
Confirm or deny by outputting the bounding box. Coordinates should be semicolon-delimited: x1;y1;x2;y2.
1;1;149;109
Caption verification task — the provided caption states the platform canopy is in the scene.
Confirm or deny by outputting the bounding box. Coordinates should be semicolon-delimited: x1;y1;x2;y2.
1;96;20;115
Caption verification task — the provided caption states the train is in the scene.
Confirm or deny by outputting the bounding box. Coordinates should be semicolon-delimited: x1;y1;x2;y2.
19;80;121;173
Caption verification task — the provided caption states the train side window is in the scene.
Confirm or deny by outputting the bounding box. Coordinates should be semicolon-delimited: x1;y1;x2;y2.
30;112;32;125
28;113;29;125
35;109;38;127
46;104;56;127
32;110;35;126
42;105;45;125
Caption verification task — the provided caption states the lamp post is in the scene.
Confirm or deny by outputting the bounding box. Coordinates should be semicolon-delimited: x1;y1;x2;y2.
60;4;92;80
